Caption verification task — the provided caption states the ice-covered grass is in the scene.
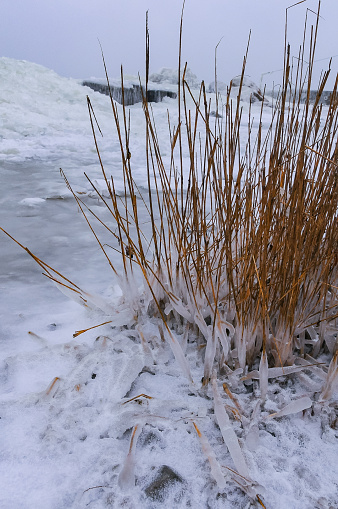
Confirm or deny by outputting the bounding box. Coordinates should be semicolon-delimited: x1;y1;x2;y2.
1;5;338;509
61;9;338;378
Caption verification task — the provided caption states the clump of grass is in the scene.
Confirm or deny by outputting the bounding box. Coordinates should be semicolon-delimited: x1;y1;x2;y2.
72;4;338;384
1;4;337;388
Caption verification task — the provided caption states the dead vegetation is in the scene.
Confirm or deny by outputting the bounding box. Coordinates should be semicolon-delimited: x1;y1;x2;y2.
78;3;338;384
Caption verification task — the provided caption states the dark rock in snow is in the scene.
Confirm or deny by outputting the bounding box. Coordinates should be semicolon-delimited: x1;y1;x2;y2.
144;465;186;502
138;428;164;448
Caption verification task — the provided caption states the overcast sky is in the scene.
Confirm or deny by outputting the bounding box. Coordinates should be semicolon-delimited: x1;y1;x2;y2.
1;0;337;89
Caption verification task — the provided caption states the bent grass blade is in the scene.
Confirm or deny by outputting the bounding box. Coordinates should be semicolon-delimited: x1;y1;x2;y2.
211;374;250;480
118;424;142;491
193;421;227;490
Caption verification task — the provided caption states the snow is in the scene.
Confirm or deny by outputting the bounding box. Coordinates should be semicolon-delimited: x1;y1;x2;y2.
1;58;338;509
149;67;200;89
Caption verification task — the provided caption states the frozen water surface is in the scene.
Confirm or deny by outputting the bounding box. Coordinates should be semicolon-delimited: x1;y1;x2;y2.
1;58;338;509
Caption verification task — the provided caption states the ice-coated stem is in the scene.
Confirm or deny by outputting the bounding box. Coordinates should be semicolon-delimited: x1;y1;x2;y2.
118;423;142;491
193;421;227;490
211;373;250;479
266;396;312;419
259;350;268;402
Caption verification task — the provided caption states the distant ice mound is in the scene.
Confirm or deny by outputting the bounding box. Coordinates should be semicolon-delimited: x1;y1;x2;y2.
207;81;228;94
230;76;257;88
208;76;266;103
0;57;115;165
149;67;200;89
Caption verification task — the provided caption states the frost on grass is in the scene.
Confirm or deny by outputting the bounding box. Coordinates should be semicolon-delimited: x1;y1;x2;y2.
211;373;250;480
266;396;313;419
259;350;268;402
193;421;228;490
118;424;142;490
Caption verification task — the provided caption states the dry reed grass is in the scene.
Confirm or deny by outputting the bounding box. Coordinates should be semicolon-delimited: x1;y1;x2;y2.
1;2;337;393
77;3;338;384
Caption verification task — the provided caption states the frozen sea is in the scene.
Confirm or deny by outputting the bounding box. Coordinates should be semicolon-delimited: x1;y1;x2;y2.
0;58;337;509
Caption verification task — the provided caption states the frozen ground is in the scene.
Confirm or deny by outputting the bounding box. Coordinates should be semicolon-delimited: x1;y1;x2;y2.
0;58;337;509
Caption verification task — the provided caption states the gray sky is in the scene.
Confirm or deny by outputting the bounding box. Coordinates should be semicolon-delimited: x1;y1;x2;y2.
1;0;337;89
